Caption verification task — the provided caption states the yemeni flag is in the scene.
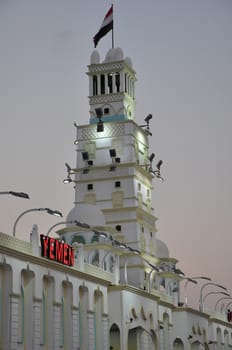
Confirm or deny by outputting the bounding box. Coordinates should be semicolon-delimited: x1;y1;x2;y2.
93;5;113;48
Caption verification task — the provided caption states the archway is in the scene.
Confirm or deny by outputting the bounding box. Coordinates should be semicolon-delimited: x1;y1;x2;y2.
173;337;184;349
128;326;156;350
109;323;120;350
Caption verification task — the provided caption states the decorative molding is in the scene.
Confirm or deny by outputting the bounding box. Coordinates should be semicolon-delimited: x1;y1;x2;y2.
89;93;127;105
88;62;124;73
81;124;124;139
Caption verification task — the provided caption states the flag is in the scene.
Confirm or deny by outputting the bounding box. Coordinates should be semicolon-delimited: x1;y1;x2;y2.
93;5;113;48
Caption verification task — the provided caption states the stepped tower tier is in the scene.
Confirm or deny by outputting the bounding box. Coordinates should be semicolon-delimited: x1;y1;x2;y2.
88;48;136;124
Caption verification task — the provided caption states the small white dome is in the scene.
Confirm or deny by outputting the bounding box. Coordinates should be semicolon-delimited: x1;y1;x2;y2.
156;239;170;258
90;50;100;64
125;57;133;67
66;203;106;227
104;47;124;62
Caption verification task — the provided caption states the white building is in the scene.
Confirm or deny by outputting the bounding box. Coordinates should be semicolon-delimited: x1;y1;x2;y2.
0;47;232;350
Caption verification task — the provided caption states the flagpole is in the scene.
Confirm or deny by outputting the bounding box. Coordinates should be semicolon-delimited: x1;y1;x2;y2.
112;4;114;48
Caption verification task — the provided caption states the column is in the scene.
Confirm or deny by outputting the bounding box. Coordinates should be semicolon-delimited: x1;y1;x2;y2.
102;314;109;350
33;298;42;350
88;311;95;350
72;306;79;350
53;302;62;349
9;293;20;350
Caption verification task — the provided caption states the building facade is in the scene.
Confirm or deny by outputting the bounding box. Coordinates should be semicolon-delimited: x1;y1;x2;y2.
0;47;232;350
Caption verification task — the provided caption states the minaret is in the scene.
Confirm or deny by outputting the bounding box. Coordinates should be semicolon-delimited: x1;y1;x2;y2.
88;48;136;123
67;48;160;287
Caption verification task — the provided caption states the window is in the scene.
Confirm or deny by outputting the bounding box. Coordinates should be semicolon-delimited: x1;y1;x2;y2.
87;184;93;190
115;181;121;188
93;75;98;95
108;73;113;93
100;75;105;94
115;225;121;232
147;189;150;197
115;72;120;92
104;107;110;114
138;183;141;191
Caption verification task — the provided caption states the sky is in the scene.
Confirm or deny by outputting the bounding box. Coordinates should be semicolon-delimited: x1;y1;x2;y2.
0;0;232;310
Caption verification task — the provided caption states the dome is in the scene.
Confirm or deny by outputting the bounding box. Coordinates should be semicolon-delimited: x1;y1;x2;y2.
90;50;100;64
125;56;133;68
156;239;170;258
104;47;124;62
66;203;106;227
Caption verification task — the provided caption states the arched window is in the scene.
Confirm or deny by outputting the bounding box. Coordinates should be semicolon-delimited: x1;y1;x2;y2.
100;74;105;94
109;323;120;350
93;75;98;95
115;72;120;92
108;73;113;93
71;235;86;245
124;73;127;93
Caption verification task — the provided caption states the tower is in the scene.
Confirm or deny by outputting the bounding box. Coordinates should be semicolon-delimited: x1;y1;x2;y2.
64;47;163;288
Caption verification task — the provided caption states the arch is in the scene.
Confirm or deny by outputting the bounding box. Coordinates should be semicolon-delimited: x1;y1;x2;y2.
88;249;100;266
173;337;184;349
93;75;98;95
102;250;115;272
91;233;100;243
128;326;156;350
109;323;120;350
71;234;86;245
190;340;211;349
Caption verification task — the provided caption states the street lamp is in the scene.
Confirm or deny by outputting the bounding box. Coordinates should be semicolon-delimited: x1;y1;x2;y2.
0;191;30;199
46;220;91;236
46;221;81;236
203;291;230;304
13;208;63;237
199;282;227;312
214;297;232;312
184;276;212;306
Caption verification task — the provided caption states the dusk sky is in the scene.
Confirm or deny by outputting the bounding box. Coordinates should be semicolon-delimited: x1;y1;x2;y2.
0;0;231;309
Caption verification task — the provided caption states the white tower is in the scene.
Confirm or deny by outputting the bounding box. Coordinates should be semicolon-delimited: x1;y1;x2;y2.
64;48;163;288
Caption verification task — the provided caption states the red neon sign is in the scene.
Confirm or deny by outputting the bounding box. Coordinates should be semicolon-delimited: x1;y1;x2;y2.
40;234;74;266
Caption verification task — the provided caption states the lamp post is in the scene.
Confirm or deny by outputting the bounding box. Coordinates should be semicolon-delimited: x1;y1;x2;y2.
203;291;230;304
199;282;227;312
0;191;30;199
214;297;232;312
13;208;63;237
184;276;212;306
46;220;90;236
